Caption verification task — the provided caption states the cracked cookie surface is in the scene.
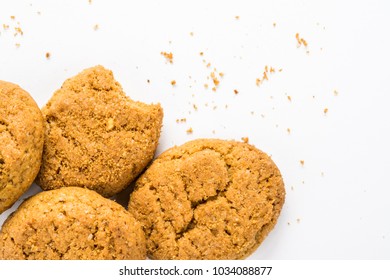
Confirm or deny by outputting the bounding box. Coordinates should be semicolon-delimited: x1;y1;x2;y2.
36;65;163;197
0;81;44;214
128;139;285;260
0;187;146;260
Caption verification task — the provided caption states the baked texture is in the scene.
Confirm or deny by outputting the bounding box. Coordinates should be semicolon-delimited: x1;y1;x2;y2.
36;65;163;197
0;187;146;260
0;81;44;214
128;139;285;260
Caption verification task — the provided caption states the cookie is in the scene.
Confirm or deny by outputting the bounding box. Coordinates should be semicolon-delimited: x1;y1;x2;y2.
0;187;146;260
128;139;285;260
0;81;44;214
36;65;163;197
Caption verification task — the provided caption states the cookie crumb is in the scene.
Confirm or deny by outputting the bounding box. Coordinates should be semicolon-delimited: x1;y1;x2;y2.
171;80;176;86
93;24;99;31
193;104;198;111
204;84;209;89
324;108;328;114
273;22;276;27
295;33;308;47
300;160;305;166
287;95;292;102
176;118;187;123
147;79;150;83
235;15;240;20
241;137;249;143
333;90;339;96
10;16;15;20
199;52;204;56
186;127;193;134
161;51;173;63
287;128;291;134
45;52;51;59
234;89;239;94
189;31;194;36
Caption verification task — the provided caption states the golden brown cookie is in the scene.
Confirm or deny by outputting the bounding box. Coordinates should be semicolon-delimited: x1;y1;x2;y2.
0;81;44;214
0;187;146;260
36;65;163;197
128;139;285;260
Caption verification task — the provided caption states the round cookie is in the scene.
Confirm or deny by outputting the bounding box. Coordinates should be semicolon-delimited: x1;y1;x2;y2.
36;65;163;197
128;139;285;260
0;187;146;260
0;81;44;214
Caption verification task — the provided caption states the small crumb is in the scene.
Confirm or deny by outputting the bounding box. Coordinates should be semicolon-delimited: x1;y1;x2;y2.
10;16;15;20
3;24;9;30
235;15;240;20
199;52;204;56
287;95;292;102
324;108;328;114
204;84;209;89
212;87;217;92
300;160;305;166
147;79;150;83
88;0;92;4
14;26;23;36
189;31;194;36
193;104;198;111
171;80;176;86
186;127;193;134
93;24;99;31
45;52;51;59
255;78;261;86
176;118;187;123
219;72;224;77
206;62;211;68
333;90;339;96
273;22;276;27
210;72;220;87
296;33;308;48
241;137;249;143
287;128;291;134
161;51;173;63
234;89;239;94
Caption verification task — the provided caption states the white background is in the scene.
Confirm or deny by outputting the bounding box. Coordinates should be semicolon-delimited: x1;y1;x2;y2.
1;0;390;260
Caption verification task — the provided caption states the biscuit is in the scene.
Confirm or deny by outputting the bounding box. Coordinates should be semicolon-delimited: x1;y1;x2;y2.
128;139;285;259
0;187;146;260
0;81;44;214
36;65;163;197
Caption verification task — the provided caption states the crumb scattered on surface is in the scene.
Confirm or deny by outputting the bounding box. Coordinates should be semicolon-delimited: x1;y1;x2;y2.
93;24;99;31
273;22;276;27
241;137;249;143
171;80;176;86
45;52;51;59
176;118;187;123
256;65;281;86
287;95;292;102
235;15;240;20
287;128;291;134
333;90;339;96
186;127;193;134
147;79;150;83
295;33;308;47
300;160;305;166
324;108;328;114
189;31;194;36
234;89;239;94
161;51;173;63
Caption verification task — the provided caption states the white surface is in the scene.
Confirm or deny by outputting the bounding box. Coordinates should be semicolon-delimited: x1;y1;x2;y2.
1;0;390;259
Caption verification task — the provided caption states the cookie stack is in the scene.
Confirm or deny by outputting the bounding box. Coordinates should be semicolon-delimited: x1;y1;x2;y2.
0;66;285;260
